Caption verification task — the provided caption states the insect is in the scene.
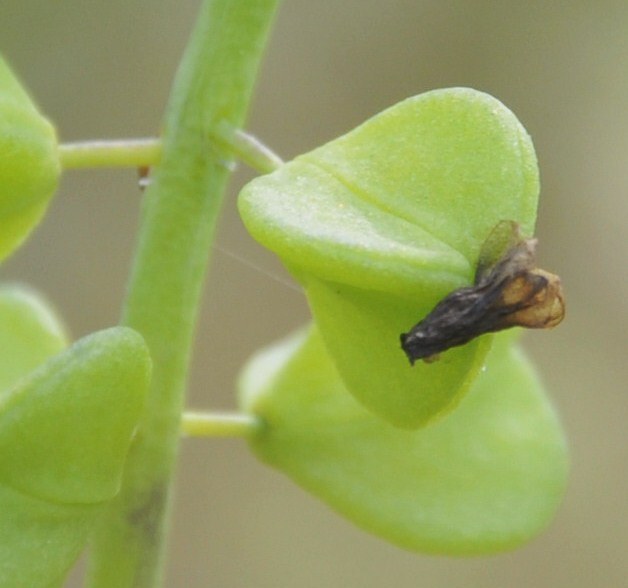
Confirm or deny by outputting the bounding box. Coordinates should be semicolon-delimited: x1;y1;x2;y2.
400;220;565;364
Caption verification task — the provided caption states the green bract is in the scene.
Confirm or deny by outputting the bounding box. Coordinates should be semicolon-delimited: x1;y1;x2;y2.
240;326;568;554
0;318;151;588
239;88;539;427
0;55;59;261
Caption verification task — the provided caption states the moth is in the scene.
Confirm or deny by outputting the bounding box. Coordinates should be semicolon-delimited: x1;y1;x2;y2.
400;220;565;364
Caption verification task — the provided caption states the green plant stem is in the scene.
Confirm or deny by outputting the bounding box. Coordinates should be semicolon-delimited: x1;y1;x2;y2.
85;1;280;587
211;121;284;173
58;129;282;173
181;411;260;437
58;139;161;168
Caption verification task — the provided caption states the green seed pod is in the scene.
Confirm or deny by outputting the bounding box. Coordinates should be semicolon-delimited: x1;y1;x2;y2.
0;55;59;260
239;326;568;555
239;88;539;428
0;326;151;587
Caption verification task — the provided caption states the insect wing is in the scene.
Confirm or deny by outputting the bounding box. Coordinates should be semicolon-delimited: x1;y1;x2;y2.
474;220;521;283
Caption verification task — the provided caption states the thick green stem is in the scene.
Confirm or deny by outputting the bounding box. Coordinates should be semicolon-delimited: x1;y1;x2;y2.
86;1;279;587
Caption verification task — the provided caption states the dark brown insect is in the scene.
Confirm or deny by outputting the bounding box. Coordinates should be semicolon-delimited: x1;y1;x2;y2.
400;221;565;364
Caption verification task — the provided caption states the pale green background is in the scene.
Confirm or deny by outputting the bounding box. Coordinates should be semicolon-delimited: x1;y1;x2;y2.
1;1;626;587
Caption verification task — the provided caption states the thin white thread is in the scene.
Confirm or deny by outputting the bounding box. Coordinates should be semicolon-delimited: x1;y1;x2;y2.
213;244;301;294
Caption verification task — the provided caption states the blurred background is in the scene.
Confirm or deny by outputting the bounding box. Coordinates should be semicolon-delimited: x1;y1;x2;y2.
1;1;627;586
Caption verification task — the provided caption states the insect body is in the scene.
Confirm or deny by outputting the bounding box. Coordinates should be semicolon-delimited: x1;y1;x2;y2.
400;221;565;364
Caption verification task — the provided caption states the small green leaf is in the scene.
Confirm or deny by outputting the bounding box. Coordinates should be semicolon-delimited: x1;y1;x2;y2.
0;55;60;260
239;88;540;427
239;326;568;555
0;326;151;504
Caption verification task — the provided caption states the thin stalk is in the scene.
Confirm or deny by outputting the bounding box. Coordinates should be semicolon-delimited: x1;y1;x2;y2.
58;139;161;168
58;129;282;173
85;1;280;587
181;411;260;437
211;121;284;173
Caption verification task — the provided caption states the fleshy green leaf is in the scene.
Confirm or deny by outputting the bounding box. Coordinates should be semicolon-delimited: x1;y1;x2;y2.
239;88;540;427
0;55;60;261
0;326;151;504
239;326;568;555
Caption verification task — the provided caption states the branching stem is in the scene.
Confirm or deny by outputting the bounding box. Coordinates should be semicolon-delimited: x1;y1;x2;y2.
85;2;280;587
58;128;282;174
